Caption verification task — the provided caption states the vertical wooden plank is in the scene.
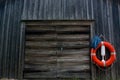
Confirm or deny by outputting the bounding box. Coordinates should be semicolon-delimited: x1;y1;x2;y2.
18;23;26;79
47;0;52;19
90;0;94;19
7;0;15;78
18;0;25;77
43;0;47;19
63;0;67;19
83;0;87;19
21;0;27;20
10;0;19;78
61;0;64;19
90;21;95;80
1;0;10;78
27;0;34;19
106;0;114;43
117;1;120;79
86;0;90;19
112;0;119;80
0;1;5;78
38;0;44;19
52;0;58;20
33;0;39;19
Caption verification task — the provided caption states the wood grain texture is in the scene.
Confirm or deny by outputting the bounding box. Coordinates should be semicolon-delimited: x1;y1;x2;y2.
0;0;119;80
24;23;90;79
26;34;89;41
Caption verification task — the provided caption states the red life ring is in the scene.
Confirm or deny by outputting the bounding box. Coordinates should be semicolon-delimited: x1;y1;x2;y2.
91;41;116;67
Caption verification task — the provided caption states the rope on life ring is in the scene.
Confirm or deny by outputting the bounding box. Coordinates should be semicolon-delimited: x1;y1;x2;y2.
91;41;116;67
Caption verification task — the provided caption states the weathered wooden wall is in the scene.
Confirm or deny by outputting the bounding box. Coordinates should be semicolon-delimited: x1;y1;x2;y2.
0;0;120;80
0;0;24;79
23;21;91;80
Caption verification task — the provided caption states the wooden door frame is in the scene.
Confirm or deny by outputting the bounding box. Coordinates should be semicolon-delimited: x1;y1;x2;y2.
19;20;95;80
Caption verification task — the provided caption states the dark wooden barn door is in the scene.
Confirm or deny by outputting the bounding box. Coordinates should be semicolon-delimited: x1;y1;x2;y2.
23;21;91;80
